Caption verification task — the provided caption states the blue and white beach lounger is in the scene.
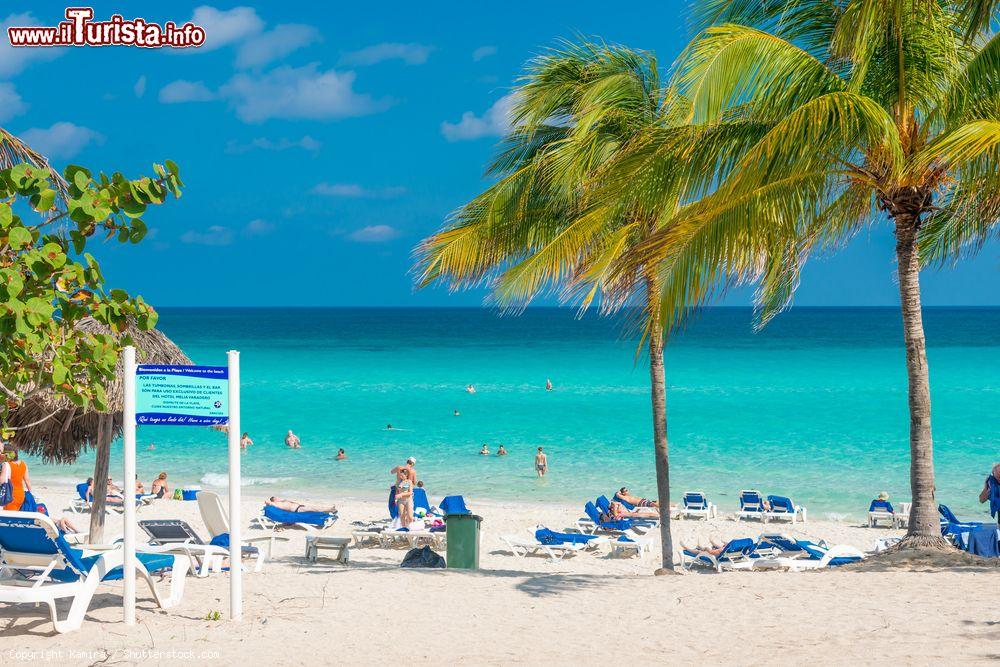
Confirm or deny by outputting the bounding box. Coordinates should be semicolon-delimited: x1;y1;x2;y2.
0;510;188;633
766;495;807;524
680;537;759;572
736;490;768;523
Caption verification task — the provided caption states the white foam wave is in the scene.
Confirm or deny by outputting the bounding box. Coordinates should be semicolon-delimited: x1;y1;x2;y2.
199;473;286;488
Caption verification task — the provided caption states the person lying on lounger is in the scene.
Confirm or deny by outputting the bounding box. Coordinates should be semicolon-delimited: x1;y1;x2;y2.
604;501;659;521
266;496;337;514
615;487;658;508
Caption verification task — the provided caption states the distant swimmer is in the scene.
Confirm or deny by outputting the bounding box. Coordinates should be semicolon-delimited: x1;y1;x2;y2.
285;430;301;449
480;444;490;456
535;447;548;477
240;432;253;450
336;448;347;460
147;443;155;451
387;424;393;430
497;445;507;456
454;409;460;417
466;384;476;394
545;378;553;391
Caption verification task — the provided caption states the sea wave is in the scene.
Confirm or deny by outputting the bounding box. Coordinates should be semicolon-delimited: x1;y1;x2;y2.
199;473;287;488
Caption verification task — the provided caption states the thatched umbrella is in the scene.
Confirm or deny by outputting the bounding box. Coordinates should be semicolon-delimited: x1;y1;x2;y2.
9;317;192;539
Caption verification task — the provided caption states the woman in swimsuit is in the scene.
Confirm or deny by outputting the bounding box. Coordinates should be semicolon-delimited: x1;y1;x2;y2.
150;472;170;499
395;477;414;527
0;445;31;511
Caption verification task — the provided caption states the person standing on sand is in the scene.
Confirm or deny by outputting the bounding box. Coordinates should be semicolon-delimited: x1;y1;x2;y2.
0;444;32;511
391;457;417;484
285;430;301;448
979;463;1000;524
535;447;548;477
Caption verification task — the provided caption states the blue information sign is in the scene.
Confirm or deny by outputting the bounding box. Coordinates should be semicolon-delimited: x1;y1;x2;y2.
135;365;229;426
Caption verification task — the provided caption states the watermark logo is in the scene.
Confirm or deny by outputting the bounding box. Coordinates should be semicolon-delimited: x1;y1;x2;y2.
7;7;206;49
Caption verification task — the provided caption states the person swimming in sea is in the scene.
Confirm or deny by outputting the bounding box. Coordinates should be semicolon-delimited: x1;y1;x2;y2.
454;409;460;416
466;384;476;394
480;444;490;456
336;448;347;460
285;430;301;448
545;378;553;391
497;444;507;456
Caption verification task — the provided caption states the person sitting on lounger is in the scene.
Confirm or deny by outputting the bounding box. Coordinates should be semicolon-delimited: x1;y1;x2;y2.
91;477;125;506
615;487;658;508
151;472;170;499
266;496;337;514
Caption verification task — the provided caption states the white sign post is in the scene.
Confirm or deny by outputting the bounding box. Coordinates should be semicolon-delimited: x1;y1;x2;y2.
123;347;241;624
122;346;137;626
226;350;241;620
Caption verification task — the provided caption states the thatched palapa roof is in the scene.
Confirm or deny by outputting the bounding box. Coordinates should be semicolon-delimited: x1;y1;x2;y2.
8;317;193;463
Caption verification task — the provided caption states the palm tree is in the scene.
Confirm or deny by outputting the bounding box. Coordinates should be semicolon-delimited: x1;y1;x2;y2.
623;0;1000;546
415;41;780;569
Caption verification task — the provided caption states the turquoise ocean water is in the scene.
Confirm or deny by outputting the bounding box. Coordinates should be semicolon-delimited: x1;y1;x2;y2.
27;307;1000;520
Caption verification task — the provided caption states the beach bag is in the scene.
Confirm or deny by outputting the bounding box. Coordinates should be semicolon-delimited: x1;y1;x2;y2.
400;545;445;569
0;462;10;506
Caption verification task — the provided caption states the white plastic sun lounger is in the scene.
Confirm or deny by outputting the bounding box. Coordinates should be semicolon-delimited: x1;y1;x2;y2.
501;535;585;561
0;511;189;633
139;519;265;575
197;491;286;561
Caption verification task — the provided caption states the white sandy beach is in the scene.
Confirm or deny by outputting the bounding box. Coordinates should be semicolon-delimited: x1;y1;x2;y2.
1;484;998;666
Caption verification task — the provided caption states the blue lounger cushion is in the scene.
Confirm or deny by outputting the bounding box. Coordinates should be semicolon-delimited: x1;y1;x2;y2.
535;528;598;545
263;504;335;526
440;496;470;515
869;499;893;513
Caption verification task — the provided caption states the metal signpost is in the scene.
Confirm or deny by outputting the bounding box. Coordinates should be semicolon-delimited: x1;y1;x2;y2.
122;348;242;623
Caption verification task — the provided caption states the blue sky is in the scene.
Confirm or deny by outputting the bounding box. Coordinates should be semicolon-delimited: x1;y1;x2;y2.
3;3;996;307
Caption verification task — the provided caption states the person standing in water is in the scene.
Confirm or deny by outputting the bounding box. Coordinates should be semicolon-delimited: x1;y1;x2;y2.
480;444;490;456
240;432;253;450
535;447;548;477
285;430;301;448
466;384;476;394
497;445;507;456
336;448;347;460
545;378;553;391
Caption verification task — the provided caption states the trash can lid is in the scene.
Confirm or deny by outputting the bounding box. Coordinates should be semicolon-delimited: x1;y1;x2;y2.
444;514;483;523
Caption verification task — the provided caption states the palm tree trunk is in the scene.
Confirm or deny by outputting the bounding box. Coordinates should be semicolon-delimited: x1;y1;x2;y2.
893;216;946;546
88;414;113;541
645;279;674;571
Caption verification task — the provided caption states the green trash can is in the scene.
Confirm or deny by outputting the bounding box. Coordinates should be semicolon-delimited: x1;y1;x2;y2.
445;513;482;569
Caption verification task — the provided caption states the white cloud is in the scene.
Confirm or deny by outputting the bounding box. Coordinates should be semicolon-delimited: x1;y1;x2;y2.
236;24;319;69
133;75;147;98
181;225;234;246
190;6;263;52
311;183;406;198
348;225;400;243
0;83;27;123
341;43;434;66
441;93;516;141
225;135;321;154
159;80;216;103
472;45;497;62
220;64;389;123
243;219;275;236
0;13;62;77
19;122;103;159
